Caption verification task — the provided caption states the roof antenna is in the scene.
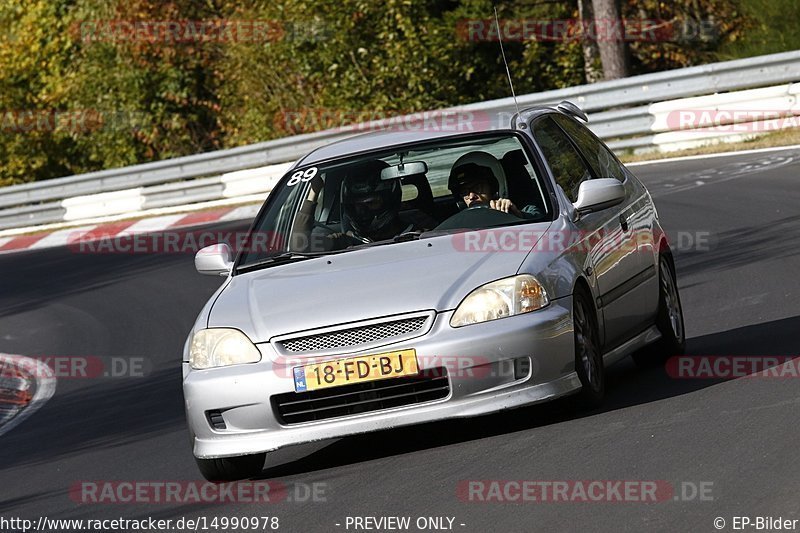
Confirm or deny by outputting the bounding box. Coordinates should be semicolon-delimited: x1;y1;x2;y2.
494;6;520;119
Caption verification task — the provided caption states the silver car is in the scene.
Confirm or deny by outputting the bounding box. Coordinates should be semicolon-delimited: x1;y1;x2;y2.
183;102;685;481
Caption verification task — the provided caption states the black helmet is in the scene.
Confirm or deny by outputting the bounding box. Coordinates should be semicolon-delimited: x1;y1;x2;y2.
341;160;401;238
448;162;499;200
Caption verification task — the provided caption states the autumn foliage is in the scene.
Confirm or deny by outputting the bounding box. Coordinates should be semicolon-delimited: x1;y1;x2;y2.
0;0;766;185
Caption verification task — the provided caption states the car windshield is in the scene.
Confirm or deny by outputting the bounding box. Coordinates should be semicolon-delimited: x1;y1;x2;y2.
237;133;550;269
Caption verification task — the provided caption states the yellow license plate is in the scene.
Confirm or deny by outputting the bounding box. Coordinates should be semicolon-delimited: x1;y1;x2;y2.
293;349;419;392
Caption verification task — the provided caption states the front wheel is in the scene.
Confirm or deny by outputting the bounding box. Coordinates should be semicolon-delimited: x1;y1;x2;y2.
195;453;266;482
573;288;605;407
632;254;686;367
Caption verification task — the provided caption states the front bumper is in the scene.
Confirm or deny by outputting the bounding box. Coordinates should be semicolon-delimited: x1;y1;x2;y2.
183;299;576;459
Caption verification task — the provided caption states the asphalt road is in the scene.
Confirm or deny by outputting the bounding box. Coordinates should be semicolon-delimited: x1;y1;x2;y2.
2;146;799;533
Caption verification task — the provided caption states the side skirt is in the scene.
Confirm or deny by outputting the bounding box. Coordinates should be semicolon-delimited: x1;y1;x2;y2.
602;325;661;367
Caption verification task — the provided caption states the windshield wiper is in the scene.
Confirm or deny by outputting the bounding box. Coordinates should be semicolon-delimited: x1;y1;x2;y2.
236;252;320;273
393;230;424;243
349;231;425;249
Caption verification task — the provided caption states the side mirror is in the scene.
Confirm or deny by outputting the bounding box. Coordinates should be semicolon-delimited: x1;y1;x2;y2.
573;178;625;216
195;243;233;276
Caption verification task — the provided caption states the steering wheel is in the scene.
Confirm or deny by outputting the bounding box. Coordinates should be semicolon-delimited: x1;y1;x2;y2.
434;203;520;231
311;221;337;235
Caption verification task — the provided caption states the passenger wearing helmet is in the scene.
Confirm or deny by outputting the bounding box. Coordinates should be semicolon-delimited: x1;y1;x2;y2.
448;162;540;219
291;159;426;252
340;160;414;243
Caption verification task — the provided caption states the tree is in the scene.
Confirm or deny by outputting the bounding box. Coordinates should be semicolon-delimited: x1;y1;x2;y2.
0;0;84;185
577;0;602;83
591;0;629;79
0;0;756;183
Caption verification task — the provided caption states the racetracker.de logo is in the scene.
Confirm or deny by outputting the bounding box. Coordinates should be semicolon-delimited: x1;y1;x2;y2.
272;355;534;380
665;109;800;133
73;20;285;43
666;355;800;379
0;356;149;380
0;110;148;134
450;228;661;254
449;228;715;254
69;231;285;254
457;480;713;503
71;481;287;504
457;18;718;43
274;108;494;136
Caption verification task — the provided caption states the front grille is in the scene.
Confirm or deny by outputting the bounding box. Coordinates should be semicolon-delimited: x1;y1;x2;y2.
278;316;428;354
272;368;450;425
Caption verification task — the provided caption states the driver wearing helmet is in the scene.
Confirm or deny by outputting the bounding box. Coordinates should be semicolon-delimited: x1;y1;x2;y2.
448;162;540;219
340;159;414;243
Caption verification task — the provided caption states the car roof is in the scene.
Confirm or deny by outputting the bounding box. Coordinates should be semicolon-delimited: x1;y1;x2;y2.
296;128;513;166
294;104;573;167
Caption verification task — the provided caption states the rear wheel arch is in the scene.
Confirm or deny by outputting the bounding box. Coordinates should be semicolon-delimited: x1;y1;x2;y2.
657;236;672;263
658;240;678;286
631;250;685;367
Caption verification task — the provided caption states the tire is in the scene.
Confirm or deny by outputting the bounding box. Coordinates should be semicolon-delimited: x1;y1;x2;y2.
573;287;605;407
195;453;266;482
632;254;686;368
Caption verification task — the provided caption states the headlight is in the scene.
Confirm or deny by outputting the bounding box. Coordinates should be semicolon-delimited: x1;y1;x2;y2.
450;275;549;327
189;328;261;369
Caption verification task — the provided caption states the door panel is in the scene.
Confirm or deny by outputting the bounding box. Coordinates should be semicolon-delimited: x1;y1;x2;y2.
533;115;649;348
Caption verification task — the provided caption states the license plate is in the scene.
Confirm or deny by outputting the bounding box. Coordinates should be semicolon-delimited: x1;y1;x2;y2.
293;349;418;392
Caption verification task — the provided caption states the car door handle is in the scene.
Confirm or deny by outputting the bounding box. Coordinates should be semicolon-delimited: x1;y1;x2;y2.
619;214;629;232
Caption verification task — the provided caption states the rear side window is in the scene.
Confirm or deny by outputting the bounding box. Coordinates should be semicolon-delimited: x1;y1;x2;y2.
554;115;626;182
532;116;592;202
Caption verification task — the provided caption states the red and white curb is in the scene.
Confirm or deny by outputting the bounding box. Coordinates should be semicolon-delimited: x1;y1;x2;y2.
0;204;259;254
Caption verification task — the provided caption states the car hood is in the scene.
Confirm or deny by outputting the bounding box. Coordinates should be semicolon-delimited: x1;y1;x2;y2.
207;222;551;342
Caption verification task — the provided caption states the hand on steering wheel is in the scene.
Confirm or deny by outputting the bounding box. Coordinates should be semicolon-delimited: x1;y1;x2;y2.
489;198;518;215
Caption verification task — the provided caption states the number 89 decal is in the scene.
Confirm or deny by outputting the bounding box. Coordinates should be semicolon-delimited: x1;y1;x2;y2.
287;167;318;186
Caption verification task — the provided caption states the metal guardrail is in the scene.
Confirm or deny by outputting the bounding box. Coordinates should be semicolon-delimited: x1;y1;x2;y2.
1;50;799;230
